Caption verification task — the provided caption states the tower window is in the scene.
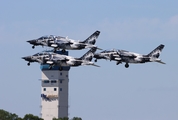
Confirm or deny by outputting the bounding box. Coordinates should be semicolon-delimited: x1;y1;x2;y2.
66;75;68;77
44;80;49;83
60;80;62;84
60;73;62;76
51;80;57;83
54;88;57;91
43;88;46;91
60;88;62;91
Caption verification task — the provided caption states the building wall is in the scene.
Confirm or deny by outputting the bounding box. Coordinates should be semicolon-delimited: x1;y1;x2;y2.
41;70;69;120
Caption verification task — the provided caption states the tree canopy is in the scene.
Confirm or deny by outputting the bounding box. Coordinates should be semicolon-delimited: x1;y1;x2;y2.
0;109;82;120
0;109;42;120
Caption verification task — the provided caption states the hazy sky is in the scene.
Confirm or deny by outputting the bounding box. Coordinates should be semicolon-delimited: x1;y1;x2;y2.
0;1;178;120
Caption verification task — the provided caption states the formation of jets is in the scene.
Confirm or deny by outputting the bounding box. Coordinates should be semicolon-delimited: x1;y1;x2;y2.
22;30;165;70
22;31;101;70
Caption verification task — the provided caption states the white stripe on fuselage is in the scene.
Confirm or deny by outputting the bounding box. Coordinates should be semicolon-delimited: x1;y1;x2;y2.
121;51;144;63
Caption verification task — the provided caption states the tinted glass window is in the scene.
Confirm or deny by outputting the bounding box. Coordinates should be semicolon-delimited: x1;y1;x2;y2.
51;80;57;83
44;80;49;83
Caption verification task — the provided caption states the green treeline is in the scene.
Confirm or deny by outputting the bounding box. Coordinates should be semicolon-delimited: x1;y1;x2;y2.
0;109;82;120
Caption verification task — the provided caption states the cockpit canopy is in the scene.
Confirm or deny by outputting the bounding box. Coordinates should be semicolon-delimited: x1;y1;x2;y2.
100;49;117;53
37;35;66;40
33;52;50;56
38;36;50;40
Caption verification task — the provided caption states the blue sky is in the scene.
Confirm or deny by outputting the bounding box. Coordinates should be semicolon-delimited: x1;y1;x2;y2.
0;0;178;120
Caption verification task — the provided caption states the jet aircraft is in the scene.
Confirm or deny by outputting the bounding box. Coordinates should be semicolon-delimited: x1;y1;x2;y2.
94;44;165;68
27;31;100;52
46;47;99;70
22;47;99;70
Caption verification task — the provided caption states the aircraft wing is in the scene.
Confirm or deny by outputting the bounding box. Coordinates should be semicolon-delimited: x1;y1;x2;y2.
91;64;100;67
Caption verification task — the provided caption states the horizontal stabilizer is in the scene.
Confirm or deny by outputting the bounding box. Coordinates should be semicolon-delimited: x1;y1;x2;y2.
156;61;166;64
150;58;166;64
91;64;100;67
97;47;102;50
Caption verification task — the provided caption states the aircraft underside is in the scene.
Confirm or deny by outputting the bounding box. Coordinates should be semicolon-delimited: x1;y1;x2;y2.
116;58;150;68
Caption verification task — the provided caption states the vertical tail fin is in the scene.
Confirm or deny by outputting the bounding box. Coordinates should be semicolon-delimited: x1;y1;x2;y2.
81;31;100;45
80;47;97;61
147;44;165;58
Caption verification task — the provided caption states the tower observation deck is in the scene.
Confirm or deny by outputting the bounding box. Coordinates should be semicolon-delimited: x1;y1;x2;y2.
40;51;70;120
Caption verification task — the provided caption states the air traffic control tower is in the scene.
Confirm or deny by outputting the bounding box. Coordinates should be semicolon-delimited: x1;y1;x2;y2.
40;51;70;120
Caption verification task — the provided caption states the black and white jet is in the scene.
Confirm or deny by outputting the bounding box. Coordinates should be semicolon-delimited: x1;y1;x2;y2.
46;47;99;70
22;47;99;70
94;44;165;68
27;31;100;52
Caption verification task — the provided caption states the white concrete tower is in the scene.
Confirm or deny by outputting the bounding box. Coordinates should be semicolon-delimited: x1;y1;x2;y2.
40;51;70;120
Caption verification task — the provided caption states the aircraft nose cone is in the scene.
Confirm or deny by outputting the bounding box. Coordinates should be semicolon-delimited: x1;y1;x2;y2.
27;40;36;44
22;57;26;59
22;56;31;61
